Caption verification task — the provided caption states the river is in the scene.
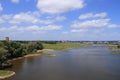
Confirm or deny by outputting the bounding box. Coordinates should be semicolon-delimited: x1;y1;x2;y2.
5;45;120;80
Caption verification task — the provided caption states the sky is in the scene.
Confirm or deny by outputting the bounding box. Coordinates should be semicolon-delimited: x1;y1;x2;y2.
0;0;120;41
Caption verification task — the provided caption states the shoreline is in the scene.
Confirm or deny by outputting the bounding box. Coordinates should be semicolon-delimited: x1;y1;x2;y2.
0;71;15;80
10;49;54;61
0;49;54;79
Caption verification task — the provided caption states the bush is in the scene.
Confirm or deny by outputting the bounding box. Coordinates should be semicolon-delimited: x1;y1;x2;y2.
26;42;43;54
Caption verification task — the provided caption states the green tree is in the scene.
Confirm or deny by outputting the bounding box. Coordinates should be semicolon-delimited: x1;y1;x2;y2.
0;48;8;69
3;41;26;58
25;42;43;54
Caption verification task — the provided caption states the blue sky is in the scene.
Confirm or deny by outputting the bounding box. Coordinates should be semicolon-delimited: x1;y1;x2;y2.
0;0;120;41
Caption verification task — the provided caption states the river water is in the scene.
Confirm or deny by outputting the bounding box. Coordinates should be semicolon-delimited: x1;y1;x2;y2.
5;45;120;80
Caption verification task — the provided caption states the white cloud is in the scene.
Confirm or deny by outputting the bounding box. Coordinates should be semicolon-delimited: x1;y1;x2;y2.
39;25;62;30
8;12;66;24
9;12;40;24
108;24;120;28
0;18;4;23
0;14;12;24
79;12;107;19
11;0;19;3
0;4;3;12
37;0;85;14
55;16;66;21
0;25;62;32
71;19;110;28
71;29;87;33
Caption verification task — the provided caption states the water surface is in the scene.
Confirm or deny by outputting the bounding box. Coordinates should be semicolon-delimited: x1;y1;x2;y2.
5;45;120;80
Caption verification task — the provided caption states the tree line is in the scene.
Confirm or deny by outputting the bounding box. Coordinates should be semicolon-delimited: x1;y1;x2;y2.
0;41;43;69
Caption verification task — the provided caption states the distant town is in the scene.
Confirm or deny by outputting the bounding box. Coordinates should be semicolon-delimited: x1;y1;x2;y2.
1;37;120;45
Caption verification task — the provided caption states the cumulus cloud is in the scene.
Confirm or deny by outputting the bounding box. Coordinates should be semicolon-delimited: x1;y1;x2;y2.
37;0;85;14
108;24;120;28
0;25;62;32
0;4;3;12
0;18;4;23
71;19;110;28
39;25;62;30
71;29;87;33
79;12;107;19
7;12;66;24
0;14;12;24
11;0;19;3
9;12;40;24
55;16;66;21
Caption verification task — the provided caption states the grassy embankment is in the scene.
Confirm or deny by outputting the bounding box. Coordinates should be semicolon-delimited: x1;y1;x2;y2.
0;70;15;79
43;43;89;50
0;70;10;76
107;44;120;54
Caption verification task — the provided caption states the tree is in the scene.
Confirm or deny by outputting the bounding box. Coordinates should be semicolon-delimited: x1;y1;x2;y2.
25;42;43;54
0;48;8;69
3;41;26;58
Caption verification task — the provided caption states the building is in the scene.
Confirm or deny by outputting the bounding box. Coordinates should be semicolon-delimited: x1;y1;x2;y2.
5;37;9;41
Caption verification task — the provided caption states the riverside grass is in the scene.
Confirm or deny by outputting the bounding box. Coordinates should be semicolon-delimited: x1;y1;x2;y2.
0;70;11;76
0;70;15;79
107;44;120;54
43;43;88;50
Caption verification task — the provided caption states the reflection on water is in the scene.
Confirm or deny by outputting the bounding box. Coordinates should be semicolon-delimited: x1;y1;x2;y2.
5;45;120;80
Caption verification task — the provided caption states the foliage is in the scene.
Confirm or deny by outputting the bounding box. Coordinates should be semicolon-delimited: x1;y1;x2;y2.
25;42;43;54
0;41;43;69
0;48;8;69
3;41;26;58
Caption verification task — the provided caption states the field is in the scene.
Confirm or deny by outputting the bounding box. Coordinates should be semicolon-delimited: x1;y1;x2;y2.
43;43;89;50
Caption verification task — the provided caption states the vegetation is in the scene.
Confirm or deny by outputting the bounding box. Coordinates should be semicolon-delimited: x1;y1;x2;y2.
107;44;120;54
0;40;89;69
43;43;88;50
0;70;12;76
0;41;43;69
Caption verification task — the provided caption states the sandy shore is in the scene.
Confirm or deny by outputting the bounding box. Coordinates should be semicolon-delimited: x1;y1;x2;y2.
0;71;15;80
9;53;42;61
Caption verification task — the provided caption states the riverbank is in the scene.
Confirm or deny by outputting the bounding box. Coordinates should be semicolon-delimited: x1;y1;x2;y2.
43;43;89;50
10;49;55;61
0;70;15;80
107;44;120;54
0;43;88;79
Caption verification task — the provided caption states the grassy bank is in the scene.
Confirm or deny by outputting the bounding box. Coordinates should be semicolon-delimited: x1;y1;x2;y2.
0;70;11;76
107;44;120;54
43;43;89;50
0;70;15;79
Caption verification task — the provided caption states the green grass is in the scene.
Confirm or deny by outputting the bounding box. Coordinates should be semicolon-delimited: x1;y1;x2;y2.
107;44;120;50
0;70;11;76
107;44;120;54
43;43;89;50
